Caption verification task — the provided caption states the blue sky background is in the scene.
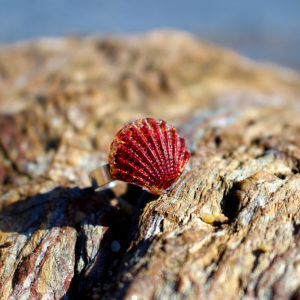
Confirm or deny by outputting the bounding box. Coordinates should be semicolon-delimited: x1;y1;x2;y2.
0;0;299;69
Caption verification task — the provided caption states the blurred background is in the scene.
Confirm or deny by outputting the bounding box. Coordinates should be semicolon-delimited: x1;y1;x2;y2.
0;0;299;70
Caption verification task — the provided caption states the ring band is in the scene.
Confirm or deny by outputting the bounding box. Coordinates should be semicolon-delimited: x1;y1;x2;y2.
89;163;114;189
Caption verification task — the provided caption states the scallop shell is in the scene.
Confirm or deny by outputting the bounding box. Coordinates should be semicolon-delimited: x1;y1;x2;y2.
108;118;190;195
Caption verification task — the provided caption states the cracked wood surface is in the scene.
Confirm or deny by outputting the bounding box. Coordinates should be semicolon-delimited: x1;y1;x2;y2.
0;31;300;299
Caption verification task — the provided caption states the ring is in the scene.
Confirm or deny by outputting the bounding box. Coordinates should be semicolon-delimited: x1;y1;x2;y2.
89;163;113;189
89;118;190;195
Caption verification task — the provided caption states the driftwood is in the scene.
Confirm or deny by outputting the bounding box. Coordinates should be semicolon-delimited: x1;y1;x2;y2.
0;31;300;299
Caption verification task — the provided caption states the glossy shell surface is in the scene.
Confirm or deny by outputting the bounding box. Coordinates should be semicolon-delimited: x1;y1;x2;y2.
108;118;190;195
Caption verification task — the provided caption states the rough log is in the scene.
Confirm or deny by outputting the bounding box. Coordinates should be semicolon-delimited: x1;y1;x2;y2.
0;31;300;300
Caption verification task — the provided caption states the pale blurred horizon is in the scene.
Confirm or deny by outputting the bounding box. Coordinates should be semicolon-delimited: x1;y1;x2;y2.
1;0;299;69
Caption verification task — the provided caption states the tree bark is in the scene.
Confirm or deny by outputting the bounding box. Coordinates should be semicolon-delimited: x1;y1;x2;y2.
0;31;300;300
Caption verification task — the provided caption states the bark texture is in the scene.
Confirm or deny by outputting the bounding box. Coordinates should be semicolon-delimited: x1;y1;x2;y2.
0;31;300;300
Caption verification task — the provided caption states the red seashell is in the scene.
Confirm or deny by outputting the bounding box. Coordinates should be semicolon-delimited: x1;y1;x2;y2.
108;118;190;195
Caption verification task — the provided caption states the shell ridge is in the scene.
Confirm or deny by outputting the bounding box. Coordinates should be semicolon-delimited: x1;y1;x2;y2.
118;143;160;181
172;129;179;174
163;123;175;179
116;157;156;186
157;120;172;179
112;168;151;187
166;130;172;178
149;119;169;177
166;127;176;179
127;135;163;180
166;127;175;178
143;118;166;177
129;125;163;180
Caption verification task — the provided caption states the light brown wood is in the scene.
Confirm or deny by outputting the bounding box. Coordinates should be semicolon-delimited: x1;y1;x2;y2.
0;31;299;299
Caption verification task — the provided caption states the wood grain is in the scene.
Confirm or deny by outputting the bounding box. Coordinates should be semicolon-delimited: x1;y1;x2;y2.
0;31;299;299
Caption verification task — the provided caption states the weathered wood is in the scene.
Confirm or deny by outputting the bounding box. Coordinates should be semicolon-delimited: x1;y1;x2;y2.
0;31;300;299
